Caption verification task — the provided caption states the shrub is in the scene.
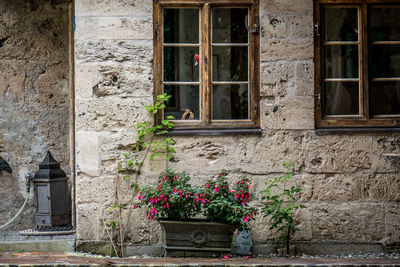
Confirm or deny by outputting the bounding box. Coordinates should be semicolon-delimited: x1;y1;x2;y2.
134;169;201;221
200;170;258;230
260;163;305;255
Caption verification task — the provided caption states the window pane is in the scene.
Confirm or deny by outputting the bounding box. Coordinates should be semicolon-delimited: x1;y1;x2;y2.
371;45;400;78
323;82;359;115
163;9;199;44
324;7;358;42
370;7;400;41
212;8;248;43
325;45;359;78
212;46;248;81
164;47;199;82
212;84;248;120
370;82;400;116
164;85;200;120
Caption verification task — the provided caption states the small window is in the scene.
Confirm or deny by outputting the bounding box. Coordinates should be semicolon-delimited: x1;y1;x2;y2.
315;0;400;129
154;0;260;132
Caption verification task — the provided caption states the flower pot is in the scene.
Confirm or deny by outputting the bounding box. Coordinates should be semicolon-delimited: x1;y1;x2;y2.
159;219;237;257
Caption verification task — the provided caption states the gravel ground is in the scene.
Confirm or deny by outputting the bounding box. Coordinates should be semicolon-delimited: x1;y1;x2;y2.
67;251;400;260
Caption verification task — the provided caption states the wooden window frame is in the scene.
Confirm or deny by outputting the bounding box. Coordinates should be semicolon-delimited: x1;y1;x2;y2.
153;0;260;134
314;0;400;130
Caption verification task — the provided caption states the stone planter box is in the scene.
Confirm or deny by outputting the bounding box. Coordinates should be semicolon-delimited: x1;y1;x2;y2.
159;220;237;257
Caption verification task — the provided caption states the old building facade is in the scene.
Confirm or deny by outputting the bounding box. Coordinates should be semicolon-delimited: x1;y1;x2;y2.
0;0;399;255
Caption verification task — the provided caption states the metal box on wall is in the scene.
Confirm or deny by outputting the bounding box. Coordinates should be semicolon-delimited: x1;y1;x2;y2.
34;152;70;228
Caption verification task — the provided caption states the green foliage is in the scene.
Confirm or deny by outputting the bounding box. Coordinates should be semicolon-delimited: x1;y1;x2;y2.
134;169;202;220
260;163;306;255
133;169;258;229
106;93;176;257
201;171;258;231
118;93;176;184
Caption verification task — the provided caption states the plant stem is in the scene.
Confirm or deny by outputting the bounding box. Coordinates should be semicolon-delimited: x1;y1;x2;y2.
116;174;124;257
120;136;154;252
101;218;119;257
286;226;290;256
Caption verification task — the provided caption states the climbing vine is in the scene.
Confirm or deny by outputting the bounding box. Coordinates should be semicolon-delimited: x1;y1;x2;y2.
103;93;175;257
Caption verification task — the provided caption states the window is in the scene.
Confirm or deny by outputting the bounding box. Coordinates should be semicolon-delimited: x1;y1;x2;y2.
315;0;400;130
153;0;260;134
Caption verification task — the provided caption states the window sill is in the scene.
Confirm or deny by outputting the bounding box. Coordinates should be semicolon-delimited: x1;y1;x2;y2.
316;127;400;135
167;128;262;136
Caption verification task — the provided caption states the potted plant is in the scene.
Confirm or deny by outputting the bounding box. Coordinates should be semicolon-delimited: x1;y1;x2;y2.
134;169;258;257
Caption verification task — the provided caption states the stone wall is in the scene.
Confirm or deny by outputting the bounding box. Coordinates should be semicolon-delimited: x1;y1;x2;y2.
0;0;71;230
74;0;400;255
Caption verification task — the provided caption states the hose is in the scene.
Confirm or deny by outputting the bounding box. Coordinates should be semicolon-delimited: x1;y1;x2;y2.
0;173;32;230
0;192;29;229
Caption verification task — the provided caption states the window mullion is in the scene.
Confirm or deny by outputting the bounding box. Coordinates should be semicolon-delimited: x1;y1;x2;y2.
361;2;369;120
201;3;211;124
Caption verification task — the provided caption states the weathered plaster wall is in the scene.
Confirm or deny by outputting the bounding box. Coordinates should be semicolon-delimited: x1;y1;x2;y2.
0;0;71;230
74;0;400;255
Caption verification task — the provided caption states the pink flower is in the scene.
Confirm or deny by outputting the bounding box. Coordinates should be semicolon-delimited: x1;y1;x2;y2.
223;254;230;259
243;217;249;222
202;199;206;204
133;205;137;209
137;195;142;200
245;256;250;260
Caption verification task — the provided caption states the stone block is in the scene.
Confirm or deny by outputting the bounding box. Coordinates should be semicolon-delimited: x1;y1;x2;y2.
75;97;152;132
301;173;363;202
76;131;100;177
75;174;116;205
250;215;280;243
75;39;153;64
75;15;152;40
311;203;385;242
360;173;400;201
75;0;152;16
303;133;373;173
123;210;161;244
372;135;400;173
169;136;235;173
295;60;314;96
260;15;287;39
384;203;400;246
76;63;153;99
261;0;313;15
237;131;305;174
261;96;314;130
75;64;103;98
76;203;106;240
293;207;312;241
288;14;313;38
260;62;295;97
97;130;144;176
76;241;112;256
0;240;75;253
261;39;313;62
